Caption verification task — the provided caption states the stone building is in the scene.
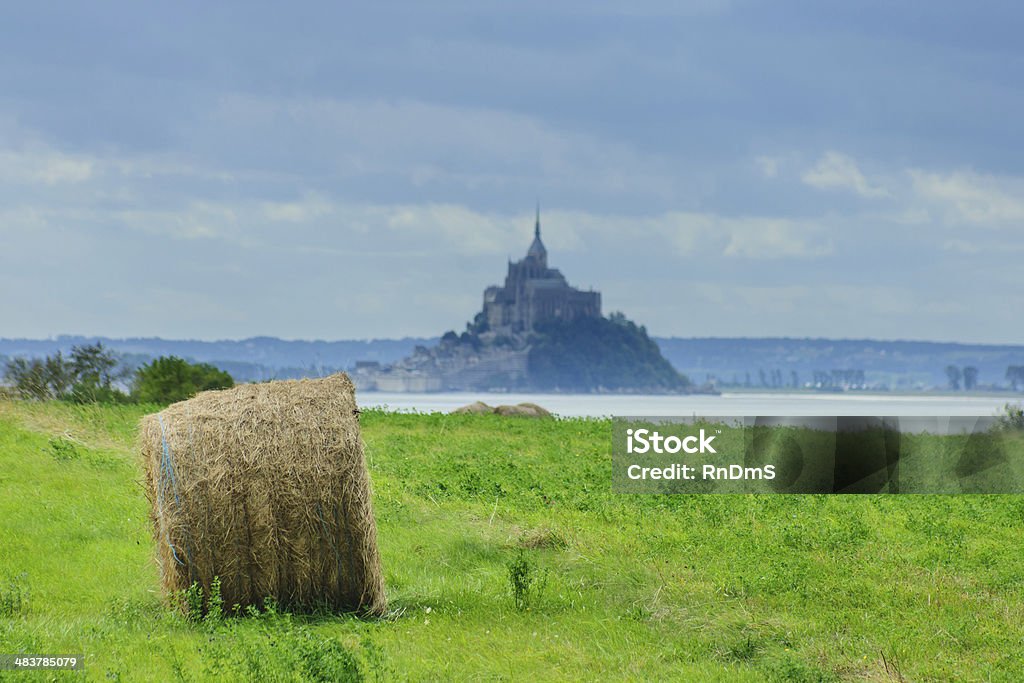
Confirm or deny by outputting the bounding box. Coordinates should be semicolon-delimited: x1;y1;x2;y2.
352;208;601;392
482;207;601;334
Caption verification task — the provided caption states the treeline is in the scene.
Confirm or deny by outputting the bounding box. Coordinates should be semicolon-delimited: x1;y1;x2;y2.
945;365;978;391
717;365;1024;392
2;343;233;404
719;369;869;390
946;365;1024;391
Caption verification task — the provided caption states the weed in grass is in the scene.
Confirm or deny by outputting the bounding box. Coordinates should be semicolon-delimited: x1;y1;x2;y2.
879;650;907;683
765;652;838;682
724;635;763;663
96;596;164;636
178;581;204;623
507;549;548;611
624;601;652;621
298;632;364;682
518;527;568;550
171;576;227;626
0;572;29;616
163;644;188;683
198;602;369;682
360;636;393;683
205;575;224;626
47;436;80;461
780;512;869;553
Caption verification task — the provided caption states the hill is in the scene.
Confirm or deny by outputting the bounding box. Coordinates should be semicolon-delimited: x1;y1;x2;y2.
527;314;690;392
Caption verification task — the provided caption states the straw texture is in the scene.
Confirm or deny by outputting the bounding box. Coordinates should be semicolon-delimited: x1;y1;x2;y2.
139;373;385;615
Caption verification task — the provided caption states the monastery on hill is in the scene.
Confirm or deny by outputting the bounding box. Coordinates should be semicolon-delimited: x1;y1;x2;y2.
353;208;601;392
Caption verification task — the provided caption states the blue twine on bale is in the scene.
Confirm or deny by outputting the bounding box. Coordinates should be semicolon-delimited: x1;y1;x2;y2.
157;414;194;568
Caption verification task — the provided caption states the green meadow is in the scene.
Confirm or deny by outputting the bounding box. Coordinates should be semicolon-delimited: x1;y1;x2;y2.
1;399;1022;681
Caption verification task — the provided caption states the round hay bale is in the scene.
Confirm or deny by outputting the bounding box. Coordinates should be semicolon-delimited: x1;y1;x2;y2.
451;401;494;415
515;402;552;418
139;373;385;616
493;403;552;418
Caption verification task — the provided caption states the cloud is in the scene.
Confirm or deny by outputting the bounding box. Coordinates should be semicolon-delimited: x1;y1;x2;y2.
718;217;832;259
261;194;335;223
108;198;835;262
941;239;982;254
754;155;782;178
382;203;525;255
0;148;94;185
117;203;237;241
802;151;889;198
204;94;683;202
909;169;1024;227
687;282;925;325
656;213;832;259
534;209;836;261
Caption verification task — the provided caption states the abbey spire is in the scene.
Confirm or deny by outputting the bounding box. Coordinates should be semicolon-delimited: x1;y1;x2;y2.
526;203;547;266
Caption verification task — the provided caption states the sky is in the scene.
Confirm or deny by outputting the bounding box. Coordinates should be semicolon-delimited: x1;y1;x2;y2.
1;1;1022;343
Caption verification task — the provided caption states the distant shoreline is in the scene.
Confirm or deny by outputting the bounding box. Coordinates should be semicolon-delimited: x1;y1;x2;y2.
3;335;1023;392
356;391;1017;419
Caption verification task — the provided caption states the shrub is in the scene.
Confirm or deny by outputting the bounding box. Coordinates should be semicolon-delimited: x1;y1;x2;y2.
132;356;234;404
997;403;1024;431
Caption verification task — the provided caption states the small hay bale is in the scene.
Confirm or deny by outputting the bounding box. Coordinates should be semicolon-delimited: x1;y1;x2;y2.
451;401;494;415
515;402;552;418
494;403;553;418
139;373;385;616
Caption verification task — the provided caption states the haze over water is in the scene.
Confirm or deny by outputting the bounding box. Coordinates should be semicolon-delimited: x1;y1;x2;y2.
360;392;1015;419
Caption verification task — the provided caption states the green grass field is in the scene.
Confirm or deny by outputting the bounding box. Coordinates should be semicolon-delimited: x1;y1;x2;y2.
1;399;1023;681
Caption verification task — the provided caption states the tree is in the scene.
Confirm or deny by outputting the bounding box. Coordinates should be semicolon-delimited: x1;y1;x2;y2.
68;343;129;403
467;311;490;335
4;357;52;400
3;344;129;402
132;356;234;404
946;365;962;391
44;352;75;398
459;331;482;351
1007;366;1024;392
963;366;979;391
